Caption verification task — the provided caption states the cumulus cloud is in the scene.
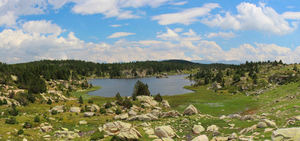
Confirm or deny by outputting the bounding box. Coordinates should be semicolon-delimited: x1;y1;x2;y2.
202;2;297;35
152;3;220;25
206;31;235;39
170;1;188;6
282;12;300;20
22;20;63;36
108;32;136;39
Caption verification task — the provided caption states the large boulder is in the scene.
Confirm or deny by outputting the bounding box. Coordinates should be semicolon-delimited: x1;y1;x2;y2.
162;100;171;108
40;123;53;132
117;128;141;140
103;121;141;140
207;125;219;132
262;119;277;128
137;96;158;107
70;107;81;113
192;125;205;134
114;113;129;120
257;122;267;128
191;135;209;141
183;105;198;115
86;104;100;112
272;128;300;141
84;112;95;117
155;126;176;139
161;110;181;118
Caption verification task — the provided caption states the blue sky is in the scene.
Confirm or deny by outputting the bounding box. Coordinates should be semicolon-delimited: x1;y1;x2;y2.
0;0;300;63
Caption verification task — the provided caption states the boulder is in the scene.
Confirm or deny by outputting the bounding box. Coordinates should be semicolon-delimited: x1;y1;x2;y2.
241;115;254;120
70;107;81;113
79;120;87;125
228;133;238;140
162;100;171;108
103;121;141;140
155;126;176;139
114;113;129;120
192;125;205;134
262;119;277;128
161;110;181;118
50;105;64;113
207;125;219;132
84;112;95;117
137;96;158;107
40;123;53;132
128;110;137;116
151;109;161;117
117;128;141;140
183;105;198;115
257;122;267;128
86;104;100;112
211;137;229;141
239;125;257;134
272;128;300;141
128;113;158;121
191;135;209;141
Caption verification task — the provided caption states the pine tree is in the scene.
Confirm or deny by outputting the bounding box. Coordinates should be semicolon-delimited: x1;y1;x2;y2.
79;96;83;104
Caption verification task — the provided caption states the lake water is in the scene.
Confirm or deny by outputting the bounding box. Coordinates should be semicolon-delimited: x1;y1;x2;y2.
88;75;194;97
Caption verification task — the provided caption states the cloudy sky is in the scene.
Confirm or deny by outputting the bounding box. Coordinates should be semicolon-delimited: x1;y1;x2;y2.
0;0;300;64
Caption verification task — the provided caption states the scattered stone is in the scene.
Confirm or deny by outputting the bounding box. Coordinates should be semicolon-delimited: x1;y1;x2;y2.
162;100;171;108
155;126;176;139
191;135;209;141
114;113;129;120
86;104;100;112
128;113;158;121
161;110;181;118
70;107;81;113
240;125;257;134
40;123;53;132
262;119;277;128
207;125;219;132
183;105;198;115
84;112;95;117
128;110;137;116
192;125;205;134
103;121;141;140
228;133;238;140
257;122;268;128
79;120;87;125
264;128;274;133
137;96;158;107
50;105;64;113
272;127;300;141
211;137;228;141
241;115;254;121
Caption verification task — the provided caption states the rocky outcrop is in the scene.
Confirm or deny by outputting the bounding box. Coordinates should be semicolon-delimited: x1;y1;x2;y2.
86;104;100;112
183;105;198;115
114;113;129;120
50;105;64;113
137;96;158;107
191;135;209;141
103;121;141;140
272;128;300;141
162;100;171;108
262;119;277;128
128;113;158;121
40;123;53;132
70;107;81;113
155;126;176;139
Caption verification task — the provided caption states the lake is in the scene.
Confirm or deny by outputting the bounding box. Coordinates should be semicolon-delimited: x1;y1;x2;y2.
88;75;194;97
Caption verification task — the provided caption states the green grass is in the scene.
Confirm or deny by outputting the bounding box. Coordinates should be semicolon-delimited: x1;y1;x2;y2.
164;86;258;116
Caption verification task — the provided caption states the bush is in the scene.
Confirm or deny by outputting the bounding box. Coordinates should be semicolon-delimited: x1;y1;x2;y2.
47;99;52;105
34;115;40;122
104;102;112;109
121;98;132;109
51;110;58;115
5;117;17;124
17;129;24;135
100;108;106;114
132;80;150;100
8;104;19;116
90;130;104;141
115;92;123;105
115;108;121;115
111;135;122;141
79;96;83;104
154;94;163;102
23;122;32;128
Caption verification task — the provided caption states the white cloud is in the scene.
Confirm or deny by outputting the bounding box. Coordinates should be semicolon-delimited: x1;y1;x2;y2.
157;28;179;40
110;24;122;27
152;3;220;25
170;1;188;6
108;32;136;39
282;12;300;20
22;20;63;36
202;2;297;35
48;0;71;9
206;31;235;39
174;28;183;32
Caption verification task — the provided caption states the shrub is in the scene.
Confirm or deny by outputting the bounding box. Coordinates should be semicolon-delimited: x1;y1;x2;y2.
27;92;35;103
17;129;24;135
90;130;104;141
100;108;106;114
5;117;17;124
121;98;132;109
154;94;163;102
111;135;122;141
0;99;2;105
115;108;121;115
47;99;52;105
51;110;58;115
34;115;40;122
104;102;112;109
23;122;32;128
115;92;123;105
3;99;7;105
8;104;19;116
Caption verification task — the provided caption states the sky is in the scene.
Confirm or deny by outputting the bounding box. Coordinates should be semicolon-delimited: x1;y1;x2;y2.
0;0;300;64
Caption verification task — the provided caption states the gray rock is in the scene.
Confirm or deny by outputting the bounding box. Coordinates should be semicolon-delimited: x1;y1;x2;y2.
257;122;268;128
84;112;95;117
272;127;300;141
70;107;81;113
155;126;176;139
192;125;205;134
183;105;198;115
191;135;209;141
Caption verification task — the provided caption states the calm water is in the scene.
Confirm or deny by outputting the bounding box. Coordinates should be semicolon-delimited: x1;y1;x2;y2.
88;75;194;97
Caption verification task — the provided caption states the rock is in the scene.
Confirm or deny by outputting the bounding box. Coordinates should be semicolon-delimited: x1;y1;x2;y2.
128;113;158;121
151;109;161;117
86;104;100;112
191;135;209;141
257;122;268;128
137;96;158;107
70;107;81;113
128;110;137;116
162;100;171;108
264;128;274;133
262;119;277;128
79;120;87;125
140;122;151;127
161;110;181;118
144;127;155;135
155;126;176;139
192;125;205;134
272;128;300;141
103;121;141;140
207;125;219;132
239;125;257;134
54;129;80;139
228;133;238;140
117;128;141;140
43;135;51;138
241;115;254;120
114;113;129;120
183;105;198;115
293;115;300;121
40;123;53;132
227;114;241;119
84;112;95;117
50;105;64;113
211;137;229;141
